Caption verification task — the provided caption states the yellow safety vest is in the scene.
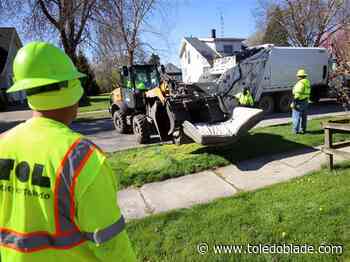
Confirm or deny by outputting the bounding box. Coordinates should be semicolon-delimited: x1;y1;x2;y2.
126;80;132;88
136;81;146;90
235;91;254;106
293;79;311;100
0;117;136;262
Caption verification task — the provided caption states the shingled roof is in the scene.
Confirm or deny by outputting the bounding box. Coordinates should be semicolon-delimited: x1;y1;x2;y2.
165;63;181;74
183;37;219;63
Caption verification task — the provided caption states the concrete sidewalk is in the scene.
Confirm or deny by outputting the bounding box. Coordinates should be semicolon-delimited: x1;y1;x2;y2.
117;146;350;221
256;111;348;128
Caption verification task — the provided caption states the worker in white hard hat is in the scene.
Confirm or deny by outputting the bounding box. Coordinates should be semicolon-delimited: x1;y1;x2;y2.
291;69;311;134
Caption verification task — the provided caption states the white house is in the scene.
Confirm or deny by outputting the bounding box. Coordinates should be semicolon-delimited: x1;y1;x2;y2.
179;30;245;83
0;27;24;104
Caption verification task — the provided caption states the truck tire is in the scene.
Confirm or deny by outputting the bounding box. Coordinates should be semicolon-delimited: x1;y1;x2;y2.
133;114;150;144
258;95;274;114
113;110;129;134
310;86;321;103
277;92;292;113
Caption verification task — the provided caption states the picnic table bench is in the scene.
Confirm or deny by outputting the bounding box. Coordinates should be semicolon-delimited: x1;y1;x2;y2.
321;118;350;170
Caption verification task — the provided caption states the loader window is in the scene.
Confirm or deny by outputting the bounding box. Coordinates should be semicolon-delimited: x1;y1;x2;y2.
134;67;160;90
150;70;159;89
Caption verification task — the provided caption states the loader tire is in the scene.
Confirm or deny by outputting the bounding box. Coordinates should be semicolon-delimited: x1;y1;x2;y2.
133;114;150;144
113;110;128;134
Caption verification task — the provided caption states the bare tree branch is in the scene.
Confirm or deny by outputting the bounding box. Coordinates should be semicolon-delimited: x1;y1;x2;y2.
97;0;159;65
254;0;350;47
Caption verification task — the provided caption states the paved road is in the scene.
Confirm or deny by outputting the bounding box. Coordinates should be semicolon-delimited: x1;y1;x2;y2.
70;119;164;152
256;99;347;127
0;99;347;152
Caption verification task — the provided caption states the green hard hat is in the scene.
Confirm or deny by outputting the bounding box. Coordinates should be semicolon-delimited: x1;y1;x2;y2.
27;78;84;111
8;41;85;93
7;42;86;110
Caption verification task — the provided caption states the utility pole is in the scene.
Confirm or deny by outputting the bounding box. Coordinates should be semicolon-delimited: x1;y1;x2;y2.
220;11;224;37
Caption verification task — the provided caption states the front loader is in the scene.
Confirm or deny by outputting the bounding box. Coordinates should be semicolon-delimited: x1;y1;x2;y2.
109;64;264;146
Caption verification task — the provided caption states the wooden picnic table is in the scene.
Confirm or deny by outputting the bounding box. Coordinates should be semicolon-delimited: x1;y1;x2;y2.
321;118;350;170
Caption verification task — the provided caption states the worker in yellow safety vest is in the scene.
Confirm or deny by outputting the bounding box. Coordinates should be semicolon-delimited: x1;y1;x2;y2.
0;42;136;262
136;81;146;90
291;69;311;134
235;87;254;107
125;79;146;90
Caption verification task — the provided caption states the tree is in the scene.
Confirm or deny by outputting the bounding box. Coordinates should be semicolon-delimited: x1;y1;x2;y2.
76;51;100;95
255;0;350;47
332;29;350;69
1;0;98;64
98;0;157;65
94;58;121;93
262;6;289;46
245;29;266;46
148;53;160;65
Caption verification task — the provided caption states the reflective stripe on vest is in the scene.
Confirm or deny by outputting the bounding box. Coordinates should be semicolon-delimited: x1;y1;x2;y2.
83;215;125;245
0;138;125;252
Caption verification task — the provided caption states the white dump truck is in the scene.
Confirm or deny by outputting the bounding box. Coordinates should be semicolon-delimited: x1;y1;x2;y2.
201;45;330;113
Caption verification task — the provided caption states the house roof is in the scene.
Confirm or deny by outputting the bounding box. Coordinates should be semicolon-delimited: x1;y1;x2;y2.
199;37;246;42
165;63;181;74
180;37;219;63
180;36;246;64
0;27;23;49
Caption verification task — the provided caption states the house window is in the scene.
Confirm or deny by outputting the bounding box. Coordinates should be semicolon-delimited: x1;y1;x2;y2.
223;45;233;54
187;51;191;64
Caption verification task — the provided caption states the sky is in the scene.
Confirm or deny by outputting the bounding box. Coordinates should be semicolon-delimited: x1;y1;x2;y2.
1;0;258;66
145;0;258;66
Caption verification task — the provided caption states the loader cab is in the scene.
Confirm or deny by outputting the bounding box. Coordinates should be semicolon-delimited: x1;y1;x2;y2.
119;64;161;110
122;64;160;91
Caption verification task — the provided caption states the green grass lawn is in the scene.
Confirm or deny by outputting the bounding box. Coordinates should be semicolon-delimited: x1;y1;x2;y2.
78;94;110;113
127;163;350;261
108;117;350;188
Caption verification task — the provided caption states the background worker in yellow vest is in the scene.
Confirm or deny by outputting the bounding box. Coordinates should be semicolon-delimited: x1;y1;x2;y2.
235;87;254;107
125;79;145;90
0;42;136;262
291;69;311;134
135;73;147;91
